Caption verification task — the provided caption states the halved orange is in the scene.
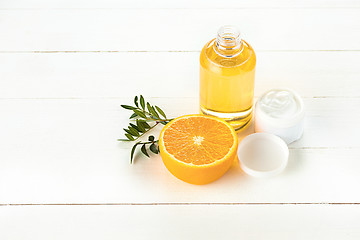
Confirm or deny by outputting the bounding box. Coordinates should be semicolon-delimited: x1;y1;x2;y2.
159;114;238;185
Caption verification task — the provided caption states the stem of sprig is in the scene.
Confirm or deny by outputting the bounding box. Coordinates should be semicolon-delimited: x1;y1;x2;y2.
118;95;173;163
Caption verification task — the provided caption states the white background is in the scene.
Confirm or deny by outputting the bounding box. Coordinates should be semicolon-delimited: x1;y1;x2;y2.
0;0;360;239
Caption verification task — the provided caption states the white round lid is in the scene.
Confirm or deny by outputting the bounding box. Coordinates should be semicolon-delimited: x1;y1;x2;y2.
238;133;289;177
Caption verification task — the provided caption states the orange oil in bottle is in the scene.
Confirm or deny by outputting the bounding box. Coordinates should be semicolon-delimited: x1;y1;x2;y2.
200;26;256;130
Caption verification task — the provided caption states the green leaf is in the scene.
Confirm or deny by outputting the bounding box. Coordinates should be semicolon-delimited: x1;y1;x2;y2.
147;104;159;118
150;143;158;154
146;102;152;113
130;113;138;119
128;126;140;136
140;95;145;109
141;144;150;158
130;123;143;133
117;139;130;141
160;121;168;126
136;119;146;132
124;127;139;137
148;135;155;141
125;133;134;141
121;105;136;110
138;120;150;129
133;109;146;118
155;106;166;118
123;128;134;136
134;96;139;107
130;142;140;163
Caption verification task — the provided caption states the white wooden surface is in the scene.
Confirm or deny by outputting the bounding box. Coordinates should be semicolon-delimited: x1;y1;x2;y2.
2;205;360;239
1;0;360;239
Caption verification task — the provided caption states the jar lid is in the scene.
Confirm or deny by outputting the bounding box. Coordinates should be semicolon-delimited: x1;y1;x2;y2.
238;133;289;177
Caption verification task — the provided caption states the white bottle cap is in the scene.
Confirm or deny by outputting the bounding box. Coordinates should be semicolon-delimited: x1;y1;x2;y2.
255;88;305;144
238;133;289;177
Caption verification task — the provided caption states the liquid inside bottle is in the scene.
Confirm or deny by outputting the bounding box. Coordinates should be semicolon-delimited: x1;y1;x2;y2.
200;26;256;131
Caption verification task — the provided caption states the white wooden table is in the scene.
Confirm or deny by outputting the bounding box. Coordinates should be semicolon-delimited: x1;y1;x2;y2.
1;0;360;239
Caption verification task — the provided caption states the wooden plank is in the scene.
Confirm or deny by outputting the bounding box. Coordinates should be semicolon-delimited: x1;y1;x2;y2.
0;98;359;204
0;9;358;51
0;51;359;98
1;205;360;239
1;0;359;9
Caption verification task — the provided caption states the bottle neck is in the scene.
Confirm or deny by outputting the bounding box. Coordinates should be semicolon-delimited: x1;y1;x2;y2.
214;26;243;58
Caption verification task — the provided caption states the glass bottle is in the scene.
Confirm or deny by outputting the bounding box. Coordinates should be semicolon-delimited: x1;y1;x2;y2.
200;25;256;131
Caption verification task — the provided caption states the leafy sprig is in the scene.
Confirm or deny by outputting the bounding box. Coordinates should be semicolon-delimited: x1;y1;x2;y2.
118;95;174;163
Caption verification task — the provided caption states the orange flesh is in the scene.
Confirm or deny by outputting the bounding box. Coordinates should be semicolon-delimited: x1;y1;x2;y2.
162;117;234;165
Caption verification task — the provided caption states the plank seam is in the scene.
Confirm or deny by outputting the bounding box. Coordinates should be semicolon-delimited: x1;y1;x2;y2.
0;96;359;100
0;50;359;53
1;7;360;10
1;203;360;206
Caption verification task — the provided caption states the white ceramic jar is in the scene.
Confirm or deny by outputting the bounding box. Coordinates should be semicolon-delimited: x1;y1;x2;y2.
255;89;305;144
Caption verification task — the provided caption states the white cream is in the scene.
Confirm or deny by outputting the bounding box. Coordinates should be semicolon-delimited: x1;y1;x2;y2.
258;90;300;119
255;89;305;144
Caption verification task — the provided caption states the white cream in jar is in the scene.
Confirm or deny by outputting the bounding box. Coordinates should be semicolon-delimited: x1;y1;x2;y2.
255;89;305;144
